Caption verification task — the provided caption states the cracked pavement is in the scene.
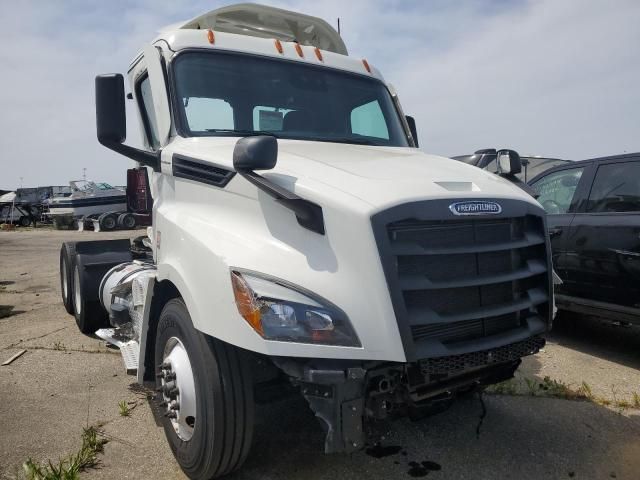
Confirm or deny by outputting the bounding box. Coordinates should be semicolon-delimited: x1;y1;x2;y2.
1;229;639;480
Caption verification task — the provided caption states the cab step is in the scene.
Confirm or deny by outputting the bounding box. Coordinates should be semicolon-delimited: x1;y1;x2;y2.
95;327;139;375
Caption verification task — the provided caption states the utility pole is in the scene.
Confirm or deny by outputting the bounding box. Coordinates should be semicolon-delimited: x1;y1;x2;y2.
19;177;23;188
83;168;87;181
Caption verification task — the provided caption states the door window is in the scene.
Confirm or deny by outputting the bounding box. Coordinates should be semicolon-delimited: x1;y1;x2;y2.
587;161;640;212
531;167;585;214
137;74;160;149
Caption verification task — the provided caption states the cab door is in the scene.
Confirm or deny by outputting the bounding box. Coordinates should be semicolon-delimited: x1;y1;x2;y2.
530;164;590;289
564;157;640;308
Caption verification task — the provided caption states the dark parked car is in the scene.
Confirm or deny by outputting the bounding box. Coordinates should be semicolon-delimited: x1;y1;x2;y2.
453;149;570;182
529;153;640;324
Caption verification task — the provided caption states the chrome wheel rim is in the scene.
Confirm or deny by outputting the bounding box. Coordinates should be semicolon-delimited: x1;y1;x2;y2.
73;266;82;314
160;337;197;441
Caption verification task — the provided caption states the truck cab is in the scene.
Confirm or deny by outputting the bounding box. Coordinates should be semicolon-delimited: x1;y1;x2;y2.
61;5;553;478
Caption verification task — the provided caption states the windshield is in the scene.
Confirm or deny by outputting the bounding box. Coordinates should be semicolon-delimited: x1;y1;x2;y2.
172;51;409;147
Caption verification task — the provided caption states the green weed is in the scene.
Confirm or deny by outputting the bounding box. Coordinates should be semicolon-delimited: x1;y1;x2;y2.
22;426;107;480
118;400;130;417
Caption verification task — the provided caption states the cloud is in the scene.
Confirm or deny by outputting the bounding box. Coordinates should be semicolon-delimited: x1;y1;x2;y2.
0;0;638;189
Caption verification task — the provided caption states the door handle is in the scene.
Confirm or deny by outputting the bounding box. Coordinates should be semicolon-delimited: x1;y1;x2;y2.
548;228;563;238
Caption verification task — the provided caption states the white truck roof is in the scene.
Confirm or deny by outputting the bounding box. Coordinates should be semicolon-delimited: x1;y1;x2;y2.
177;3;347;55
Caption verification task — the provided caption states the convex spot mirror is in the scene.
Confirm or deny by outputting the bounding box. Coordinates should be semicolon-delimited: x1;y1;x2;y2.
497;149;522;175
233;136;278;171
95;74;126;145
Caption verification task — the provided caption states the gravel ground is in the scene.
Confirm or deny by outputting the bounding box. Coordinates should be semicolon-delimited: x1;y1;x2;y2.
1;229;639;480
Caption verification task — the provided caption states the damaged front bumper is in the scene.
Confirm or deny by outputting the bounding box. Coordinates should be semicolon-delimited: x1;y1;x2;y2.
273;336;545;453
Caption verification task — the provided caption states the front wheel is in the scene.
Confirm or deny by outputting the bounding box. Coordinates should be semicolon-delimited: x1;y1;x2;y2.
155;299;254;479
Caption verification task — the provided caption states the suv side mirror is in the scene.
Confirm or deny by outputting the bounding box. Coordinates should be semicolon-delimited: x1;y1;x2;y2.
405;116;419;147
96;74;126;145
94;74;159;170
497;149;522;175
233;136;278;171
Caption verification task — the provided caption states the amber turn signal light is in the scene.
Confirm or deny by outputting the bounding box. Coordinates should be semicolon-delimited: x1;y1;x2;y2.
230;272;263;335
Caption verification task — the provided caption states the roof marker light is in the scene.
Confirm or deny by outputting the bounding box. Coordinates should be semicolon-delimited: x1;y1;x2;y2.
207;29;215;44
314;47;323;62
362;59;371;73
274;39;283;54
294;43;304;58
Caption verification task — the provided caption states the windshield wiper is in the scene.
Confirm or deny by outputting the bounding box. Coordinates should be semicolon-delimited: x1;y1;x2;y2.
324;137;379;146
204;130;380;146
204;129;278;137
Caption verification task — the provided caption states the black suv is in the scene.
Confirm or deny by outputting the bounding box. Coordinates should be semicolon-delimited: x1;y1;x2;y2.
529;153;640;324
453;150;569;182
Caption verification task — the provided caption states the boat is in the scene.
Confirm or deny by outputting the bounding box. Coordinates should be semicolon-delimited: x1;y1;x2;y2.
47;180;127;218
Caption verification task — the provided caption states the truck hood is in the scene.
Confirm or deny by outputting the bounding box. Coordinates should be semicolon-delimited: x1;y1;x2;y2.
170;137;539;211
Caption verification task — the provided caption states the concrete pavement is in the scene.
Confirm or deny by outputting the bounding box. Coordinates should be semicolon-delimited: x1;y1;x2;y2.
1;229;639;479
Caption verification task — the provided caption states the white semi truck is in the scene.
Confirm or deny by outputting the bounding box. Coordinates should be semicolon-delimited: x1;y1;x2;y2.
59;4;553;478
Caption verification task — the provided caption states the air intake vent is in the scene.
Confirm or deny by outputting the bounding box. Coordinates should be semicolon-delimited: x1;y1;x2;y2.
172;154;235;188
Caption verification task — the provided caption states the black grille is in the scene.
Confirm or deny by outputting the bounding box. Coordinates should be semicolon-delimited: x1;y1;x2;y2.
411;313;523;344
419;336;545;375
172;154;235;187
372;200;552;361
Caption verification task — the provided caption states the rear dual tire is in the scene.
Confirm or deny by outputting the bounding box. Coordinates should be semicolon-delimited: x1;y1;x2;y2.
60;243;77;314
155;299;254;479
72;257;109;334
117;213;136;229
99;213;118;231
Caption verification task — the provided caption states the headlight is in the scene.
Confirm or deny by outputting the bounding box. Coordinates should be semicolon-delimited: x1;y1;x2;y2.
230;270;361;347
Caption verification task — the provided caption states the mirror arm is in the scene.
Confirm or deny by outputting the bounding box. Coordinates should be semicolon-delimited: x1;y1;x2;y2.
99;139;161;172
237;169;325;235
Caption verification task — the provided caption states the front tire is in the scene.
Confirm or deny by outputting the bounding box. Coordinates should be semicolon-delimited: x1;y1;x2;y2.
155;299;254;479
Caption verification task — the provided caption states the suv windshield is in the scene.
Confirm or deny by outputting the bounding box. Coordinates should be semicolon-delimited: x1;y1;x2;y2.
172;51;409;147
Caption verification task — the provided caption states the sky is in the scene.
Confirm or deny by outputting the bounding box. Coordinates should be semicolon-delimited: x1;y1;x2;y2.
0;0;639;189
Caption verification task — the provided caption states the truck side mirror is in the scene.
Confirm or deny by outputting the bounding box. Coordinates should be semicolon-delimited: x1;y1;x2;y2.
496;149;522;175
405;115;419;147
233;136;278;171
233;135;325;234
94;74;159;170
96;74;126;145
